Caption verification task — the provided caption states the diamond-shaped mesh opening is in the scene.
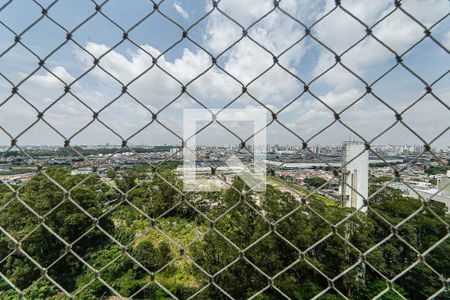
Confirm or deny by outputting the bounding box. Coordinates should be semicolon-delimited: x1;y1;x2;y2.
277;205;332;252
336;211;389;253
188;230;239;275
184;190;233;220
1;0;449;298
340;95;396;141
186;66;242;108
221;40;273;85
274;260;328;299
94;251;150;298
46;252;95;294
246;232;298;277
0;44;38;78
366;235;418;280
131;237;174;273
403;38;450;83
14;69;68;111
127;67;182;112
74;14;124;47
372;9;425;54
396;206;447;253
43;94;93;138
425;237;450;277
43;0;93;27
20;18;66;59
99;99;154;137
371;65;426;109
259;184;300;223
216;201;269;250
0;95;38;136
395;262;445;299
127;173;183;219
20;225;66;267
0;251;41;291
333;263;389;300
70;227;117;268
157;204;208;246
306;234;361;279
129;12;184;52
313;7;367;55
155;255;209;300
215;259;267;300
189;9;242;56
247;65;304;109
16;170;65;216
102;202;142;245
0;197;40;240
368;187;423;225
45;200;96;244
402;95;449;141
14;122;65;149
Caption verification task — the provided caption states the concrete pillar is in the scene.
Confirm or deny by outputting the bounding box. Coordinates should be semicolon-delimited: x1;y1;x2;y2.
341;141;368;212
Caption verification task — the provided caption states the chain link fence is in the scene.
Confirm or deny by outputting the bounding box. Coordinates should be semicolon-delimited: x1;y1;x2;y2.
0;0;449;299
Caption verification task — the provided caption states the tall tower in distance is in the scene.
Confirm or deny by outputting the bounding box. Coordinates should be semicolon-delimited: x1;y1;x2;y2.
341;141;369;212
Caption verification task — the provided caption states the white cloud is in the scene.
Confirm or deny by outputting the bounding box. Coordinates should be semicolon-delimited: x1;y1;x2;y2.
0;0;448;146
312;0;449;88
173;2;189;19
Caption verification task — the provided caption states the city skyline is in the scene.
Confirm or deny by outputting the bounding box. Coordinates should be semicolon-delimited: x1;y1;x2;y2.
1;142;449;149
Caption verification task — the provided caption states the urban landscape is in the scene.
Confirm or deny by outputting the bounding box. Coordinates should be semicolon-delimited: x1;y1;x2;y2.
1;0;449;299
1;143;449;210
0;140;449;299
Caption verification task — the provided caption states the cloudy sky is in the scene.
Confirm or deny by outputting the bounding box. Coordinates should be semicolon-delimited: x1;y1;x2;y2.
0;0;449;147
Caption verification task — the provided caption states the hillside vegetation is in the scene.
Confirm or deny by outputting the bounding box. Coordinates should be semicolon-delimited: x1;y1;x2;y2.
0;167;448;299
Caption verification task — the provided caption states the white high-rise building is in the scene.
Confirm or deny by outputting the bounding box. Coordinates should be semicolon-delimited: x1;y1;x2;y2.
341;141;368;212
437;171;450;197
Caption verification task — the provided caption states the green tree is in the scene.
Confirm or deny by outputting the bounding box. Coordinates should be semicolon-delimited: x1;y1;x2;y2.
133;239;173;272
304;176;327;188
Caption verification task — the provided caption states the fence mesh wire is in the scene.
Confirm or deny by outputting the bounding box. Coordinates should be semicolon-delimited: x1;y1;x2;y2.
0;0;449;299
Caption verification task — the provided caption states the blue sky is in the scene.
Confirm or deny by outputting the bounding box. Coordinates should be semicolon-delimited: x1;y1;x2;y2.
0;0;449;147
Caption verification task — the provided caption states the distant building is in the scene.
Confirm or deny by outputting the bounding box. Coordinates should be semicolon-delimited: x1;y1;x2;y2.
314;145;320;159
437;171;450;197
169;148;181;157
340;141;368;212
409;186;450;211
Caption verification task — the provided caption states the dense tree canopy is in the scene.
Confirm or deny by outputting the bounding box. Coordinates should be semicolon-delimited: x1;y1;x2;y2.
424;164;449;175
0;168;448;299
303;177;327;189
